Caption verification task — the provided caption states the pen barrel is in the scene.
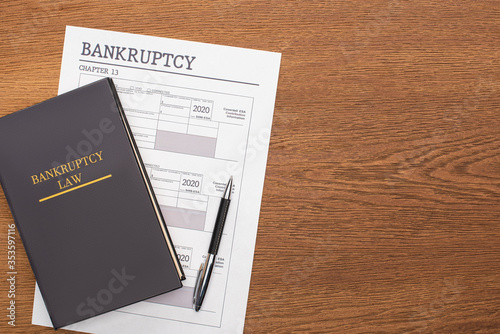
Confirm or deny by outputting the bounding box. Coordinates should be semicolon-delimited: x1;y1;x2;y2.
208;198;231;255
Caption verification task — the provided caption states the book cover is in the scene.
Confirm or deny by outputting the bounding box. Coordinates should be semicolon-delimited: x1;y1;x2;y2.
0;78;184;328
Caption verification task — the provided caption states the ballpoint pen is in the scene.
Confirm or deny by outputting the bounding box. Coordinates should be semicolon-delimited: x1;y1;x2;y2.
193;176;233;312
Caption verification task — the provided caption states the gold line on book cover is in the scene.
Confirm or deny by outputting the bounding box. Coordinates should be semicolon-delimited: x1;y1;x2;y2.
39;174;112;203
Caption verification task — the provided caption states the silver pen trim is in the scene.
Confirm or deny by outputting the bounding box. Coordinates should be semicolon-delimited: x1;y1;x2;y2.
223;176;233;200
193;263;204;306
193;253;216;311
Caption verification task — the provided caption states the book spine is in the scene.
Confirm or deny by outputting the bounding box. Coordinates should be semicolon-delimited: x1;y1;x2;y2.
106;78;186;280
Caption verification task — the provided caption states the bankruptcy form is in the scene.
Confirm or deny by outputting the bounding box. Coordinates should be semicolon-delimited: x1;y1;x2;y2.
32;26;281;334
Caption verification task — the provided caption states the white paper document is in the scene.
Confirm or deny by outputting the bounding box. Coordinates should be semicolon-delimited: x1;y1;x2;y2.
32;26;280;333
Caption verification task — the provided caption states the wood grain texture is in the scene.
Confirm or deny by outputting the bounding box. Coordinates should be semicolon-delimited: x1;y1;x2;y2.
0;1;499;333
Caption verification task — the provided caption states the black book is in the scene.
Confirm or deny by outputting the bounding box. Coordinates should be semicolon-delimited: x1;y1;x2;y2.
0;78;184;328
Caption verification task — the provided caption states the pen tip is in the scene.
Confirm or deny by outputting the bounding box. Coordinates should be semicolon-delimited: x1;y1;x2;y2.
195;305;201;312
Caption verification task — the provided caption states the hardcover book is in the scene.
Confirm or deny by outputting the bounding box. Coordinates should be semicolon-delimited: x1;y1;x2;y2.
0;78;184;328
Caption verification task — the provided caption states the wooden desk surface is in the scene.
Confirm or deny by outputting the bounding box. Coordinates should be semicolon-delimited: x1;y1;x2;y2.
0;1;498;333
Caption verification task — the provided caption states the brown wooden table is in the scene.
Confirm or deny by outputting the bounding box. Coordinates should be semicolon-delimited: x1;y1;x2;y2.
1;1;499;333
